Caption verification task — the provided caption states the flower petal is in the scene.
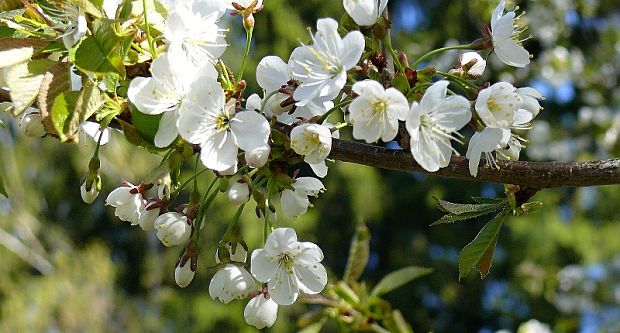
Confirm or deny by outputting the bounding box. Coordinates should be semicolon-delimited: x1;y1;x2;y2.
251;249;278;282
494;39;530;68
154;110;178;148
256;56;289;92
231;111;270;152
268;267;298;305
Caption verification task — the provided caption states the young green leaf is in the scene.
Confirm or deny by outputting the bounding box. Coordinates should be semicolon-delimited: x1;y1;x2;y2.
371;266;433;297
343;224;371;284
50;91;80;141
38;61;71;135
73;19;125;77
458;209;509;279
436;198;506;215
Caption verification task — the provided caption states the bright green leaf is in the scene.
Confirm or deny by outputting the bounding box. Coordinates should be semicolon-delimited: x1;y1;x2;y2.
371;266;433;297
131;106;161;142
75;79;104;123
50;91;80;142
6;59;54;116
343;224;371;284
73;19;125;77
458;209;510;279
118;119;166;153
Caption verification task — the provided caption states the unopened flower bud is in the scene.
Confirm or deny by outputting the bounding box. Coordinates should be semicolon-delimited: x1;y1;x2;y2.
20;112;46;137
138;204;160;231
155;212;191;247
243;13;255;30
105;183;145;225
175;258;196;288
245;146;270;168
228;181;250;205
267;93;293;115
216;242;248;264
244;293;278;329
80;176;101;204
450;52;486;79
209;264;256;303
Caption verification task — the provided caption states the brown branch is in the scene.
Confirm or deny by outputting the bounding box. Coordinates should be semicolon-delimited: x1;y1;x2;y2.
329;138;620;189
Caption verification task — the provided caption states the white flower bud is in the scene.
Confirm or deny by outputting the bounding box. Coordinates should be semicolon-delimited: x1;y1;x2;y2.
105;184;145;225
209;264;256;303
175;260;195;288
155;212;191;247
80;179;100;204
228;182;250;205
138;205;160;231
456;52;486;78
266;93;293;115
245;146;270;168
244;294;278;329
343;0;388;26
20;112;46;137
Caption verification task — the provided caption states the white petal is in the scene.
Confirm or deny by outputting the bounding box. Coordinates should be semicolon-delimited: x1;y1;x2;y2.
308;161;328;178
340;30;365;69
256;56;289;92
384;87;409;121
250;249;278;282
293;177;325;195
244;295;278;329
494;39;530;68
281;190;310;219
432;95;472;131
492;11;515;39
490;0;506;30
154;110;178;147
465;128;506;177
294;261;327;295
231;111;270;152
199;131;238;171
352;79;383;97
265;228;299;254
419;80;450;113
245;93;262;111
268;267;298;305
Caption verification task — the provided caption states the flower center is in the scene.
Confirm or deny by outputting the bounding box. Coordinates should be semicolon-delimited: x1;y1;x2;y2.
372;99;387;114
215;115;230;131
278;252;295;273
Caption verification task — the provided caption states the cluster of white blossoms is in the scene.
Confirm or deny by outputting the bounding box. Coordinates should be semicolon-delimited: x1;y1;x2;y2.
0;0;545;329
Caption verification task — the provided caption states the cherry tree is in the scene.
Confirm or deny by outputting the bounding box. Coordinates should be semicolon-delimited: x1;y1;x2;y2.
0;0;618;330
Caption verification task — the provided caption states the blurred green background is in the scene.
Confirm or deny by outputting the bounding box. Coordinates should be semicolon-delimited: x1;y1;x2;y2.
1;0;620;332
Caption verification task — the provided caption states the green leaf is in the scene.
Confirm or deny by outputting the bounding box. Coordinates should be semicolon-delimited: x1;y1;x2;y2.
458;209;509;279
75;79;104;123
0;119;4;127
0;38;48;68
437;198;506;215
118;119;166;153
393;73;410;94
371;266;433;297
343;224;371;284
73;19;125;77
6;59;54;116
50;91;80;142
0;175;7;198
131;106;161;142
430;209;501;226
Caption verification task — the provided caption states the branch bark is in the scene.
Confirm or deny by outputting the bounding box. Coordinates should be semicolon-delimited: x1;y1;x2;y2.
329;138;620;189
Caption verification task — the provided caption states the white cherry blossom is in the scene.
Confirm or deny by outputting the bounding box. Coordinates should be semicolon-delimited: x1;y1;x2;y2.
475;82;522;129
209;264;256;303
254;55;335;124
178;79;270;172
490;0;530;67
244;294;278;329
105;183;145;225
348;79;409;143
155;212;191;247
250;228;327;305
466;127;510;177
343;0;388;26
245;146;270;168
128;52;217;148
290;123;333;177
289;18;364;106
406;80;471;172
280;177;325;219
137;205;160;231
164;0;227;66
61;5;87;49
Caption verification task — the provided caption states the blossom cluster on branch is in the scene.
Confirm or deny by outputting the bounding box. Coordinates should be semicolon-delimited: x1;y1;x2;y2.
0;0;556;329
